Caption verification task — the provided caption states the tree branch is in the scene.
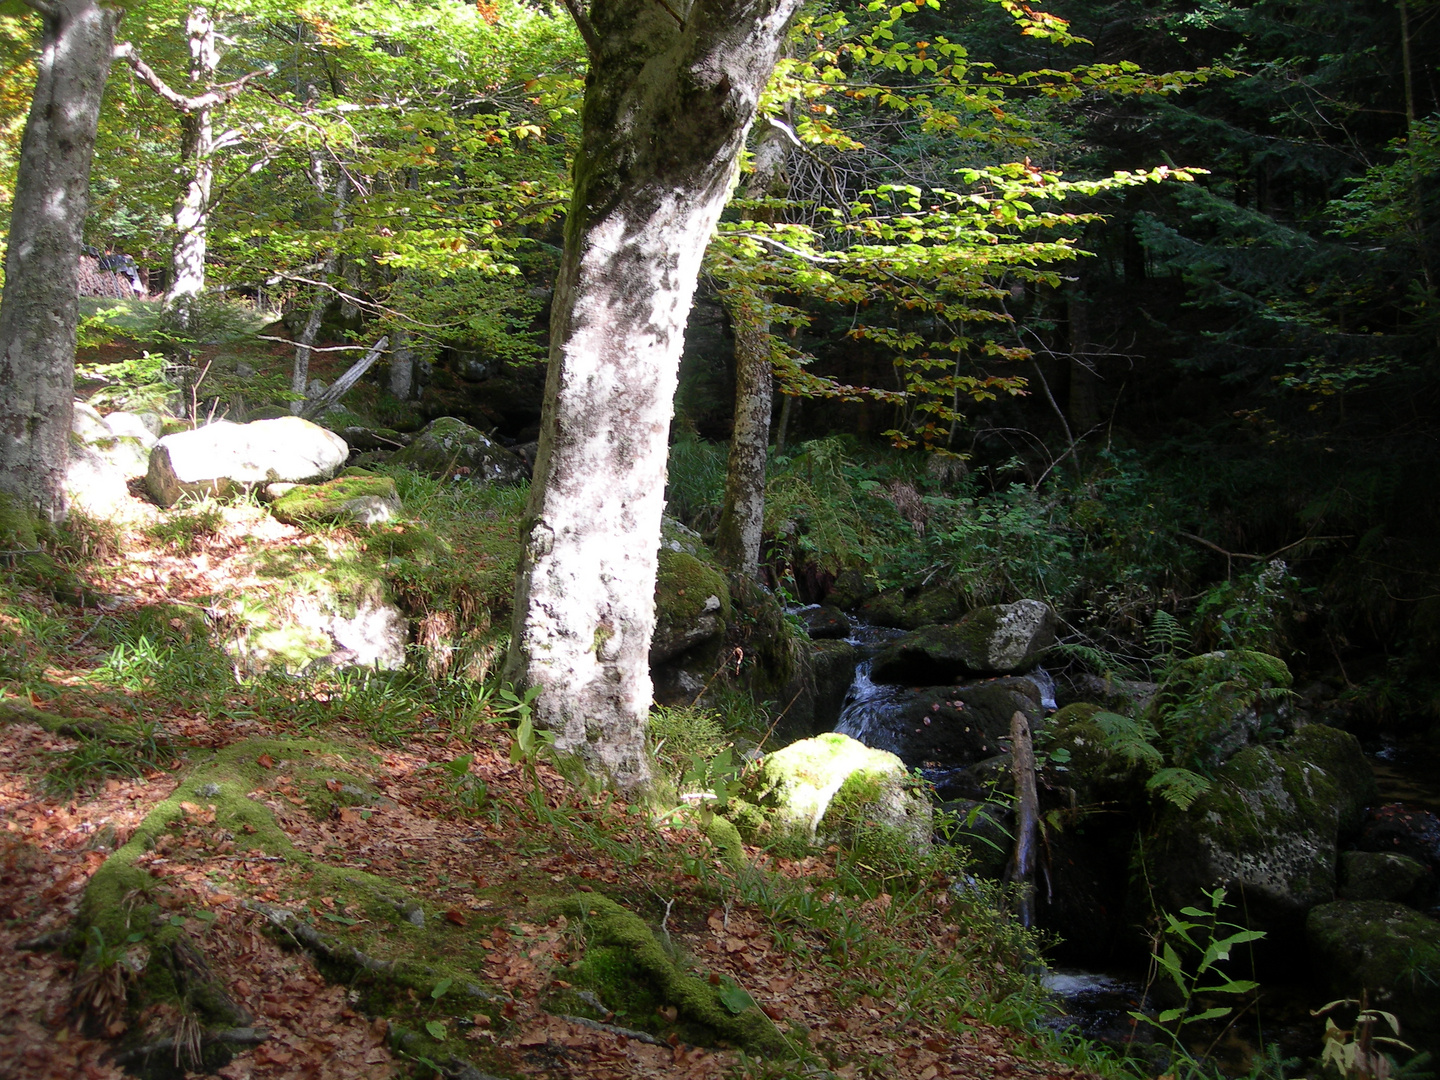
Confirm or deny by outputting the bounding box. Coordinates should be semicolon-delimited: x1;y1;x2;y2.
558;0;600;57
21;0;61;19
114;41;271;113
651;0;685;28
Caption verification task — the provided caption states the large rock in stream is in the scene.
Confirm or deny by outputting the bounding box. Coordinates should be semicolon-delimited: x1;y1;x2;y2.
1307;900;1440;1040
869;600;1057;682
835;675;1045;770
726;733;931;850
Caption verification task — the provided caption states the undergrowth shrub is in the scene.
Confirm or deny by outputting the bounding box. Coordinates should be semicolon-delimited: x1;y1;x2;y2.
146;501;226;553
664;431;727;530
647;704;730;788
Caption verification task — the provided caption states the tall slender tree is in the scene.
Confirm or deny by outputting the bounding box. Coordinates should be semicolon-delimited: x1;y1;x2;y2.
113;5;269;326
503;0;804;789
0;0;121;522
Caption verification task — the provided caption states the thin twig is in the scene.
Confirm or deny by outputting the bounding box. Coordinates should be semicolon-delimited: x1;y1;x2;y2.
256;336;387;352
73;615;106;647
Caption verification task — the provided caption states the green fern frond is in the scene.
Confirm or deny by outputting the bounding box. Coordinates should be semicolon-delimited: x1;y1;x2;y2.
1051;640;1123;675
1147;609;1190;654
1147;767;1212;810
1092;711;1164;769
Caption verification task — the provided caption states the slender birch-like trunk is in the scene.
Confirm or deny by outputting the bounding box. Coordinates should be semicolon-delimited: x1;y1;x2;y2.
504;0;802;788
165;8;218;324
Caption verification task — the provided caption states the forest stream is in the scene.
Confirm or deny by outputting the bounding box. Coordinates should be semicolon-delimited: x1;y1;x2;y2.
817;613;1440;1072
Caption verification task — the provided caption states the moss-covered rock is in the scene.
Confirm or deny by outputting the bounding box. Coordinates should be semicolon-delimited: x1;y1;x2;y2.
1306;900;1440;1040
270;473;402;526
231;564;406;675
390;417;527;484
795;604;850;641
869;600;1056;683
857;587;910;629
1146;649;1293;771
555;893;787;1057
1143;736;1362;938
652;549;730;664
1286;724;1377;837
1041;703;1156;808
834;677;1043;770
825;568;878;611
1338;851;1435;905
909;585;963;627
146;417;349;507
732;733;931;851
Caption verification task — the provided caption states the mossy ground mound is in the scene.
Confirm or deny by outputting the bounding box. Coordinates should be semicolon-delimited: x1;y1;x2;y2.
269;472;401;526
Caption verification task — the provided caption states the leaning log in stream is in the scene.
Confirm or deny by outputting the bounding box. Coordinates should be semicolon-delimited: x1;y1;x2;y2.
1004;709;1050;927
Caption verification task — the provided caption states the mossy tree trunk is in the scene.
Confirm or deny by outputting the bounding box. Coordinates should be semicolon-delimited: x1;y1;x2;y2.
716;118;789;580
0;0;121;522
504;0;802;789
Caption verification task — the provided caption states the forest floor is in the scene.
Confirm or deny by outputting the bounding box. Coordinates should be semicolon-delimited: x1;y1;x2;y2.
0;491;1107;1080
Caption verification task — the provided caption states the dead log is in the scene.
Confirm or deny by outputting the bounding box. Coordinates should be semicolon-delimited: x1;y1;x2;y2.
299;335;388;419
1003;710;1050;928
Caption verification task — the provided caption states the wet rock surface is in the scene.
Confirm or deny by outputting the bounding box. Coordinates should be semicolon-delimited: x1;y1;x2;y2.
836;676;1043;770
869;600;1057;683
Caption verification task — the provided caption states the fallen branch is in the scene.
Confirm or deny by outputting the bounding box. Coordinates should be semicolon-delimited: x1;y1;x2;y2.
299;335;388;420
1003;710;1049;929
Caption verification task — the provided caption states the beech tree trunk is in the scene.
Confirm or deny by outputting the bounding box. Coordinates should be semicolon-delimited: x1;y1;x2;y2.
116;7;269;328
0;0;121;521
716;118;789;578
388;328;414;400
715;310;773;576
165;7;218;324
503;0;802;788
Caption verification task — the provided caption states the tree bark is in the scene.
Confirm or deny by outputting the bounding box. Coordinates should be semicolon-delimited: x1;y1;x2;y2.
504;0;802;789
114;8;268;328
165;7;218;325
715;309;773;575
0;0;121;521
715;118;789;578
290;167;347;413
388;328;414;400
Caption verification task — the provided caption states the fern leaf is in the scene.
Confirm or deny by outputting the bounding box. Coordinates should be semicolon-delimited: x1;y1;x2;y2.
1092;711;1164;769
1147;767;1213;810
